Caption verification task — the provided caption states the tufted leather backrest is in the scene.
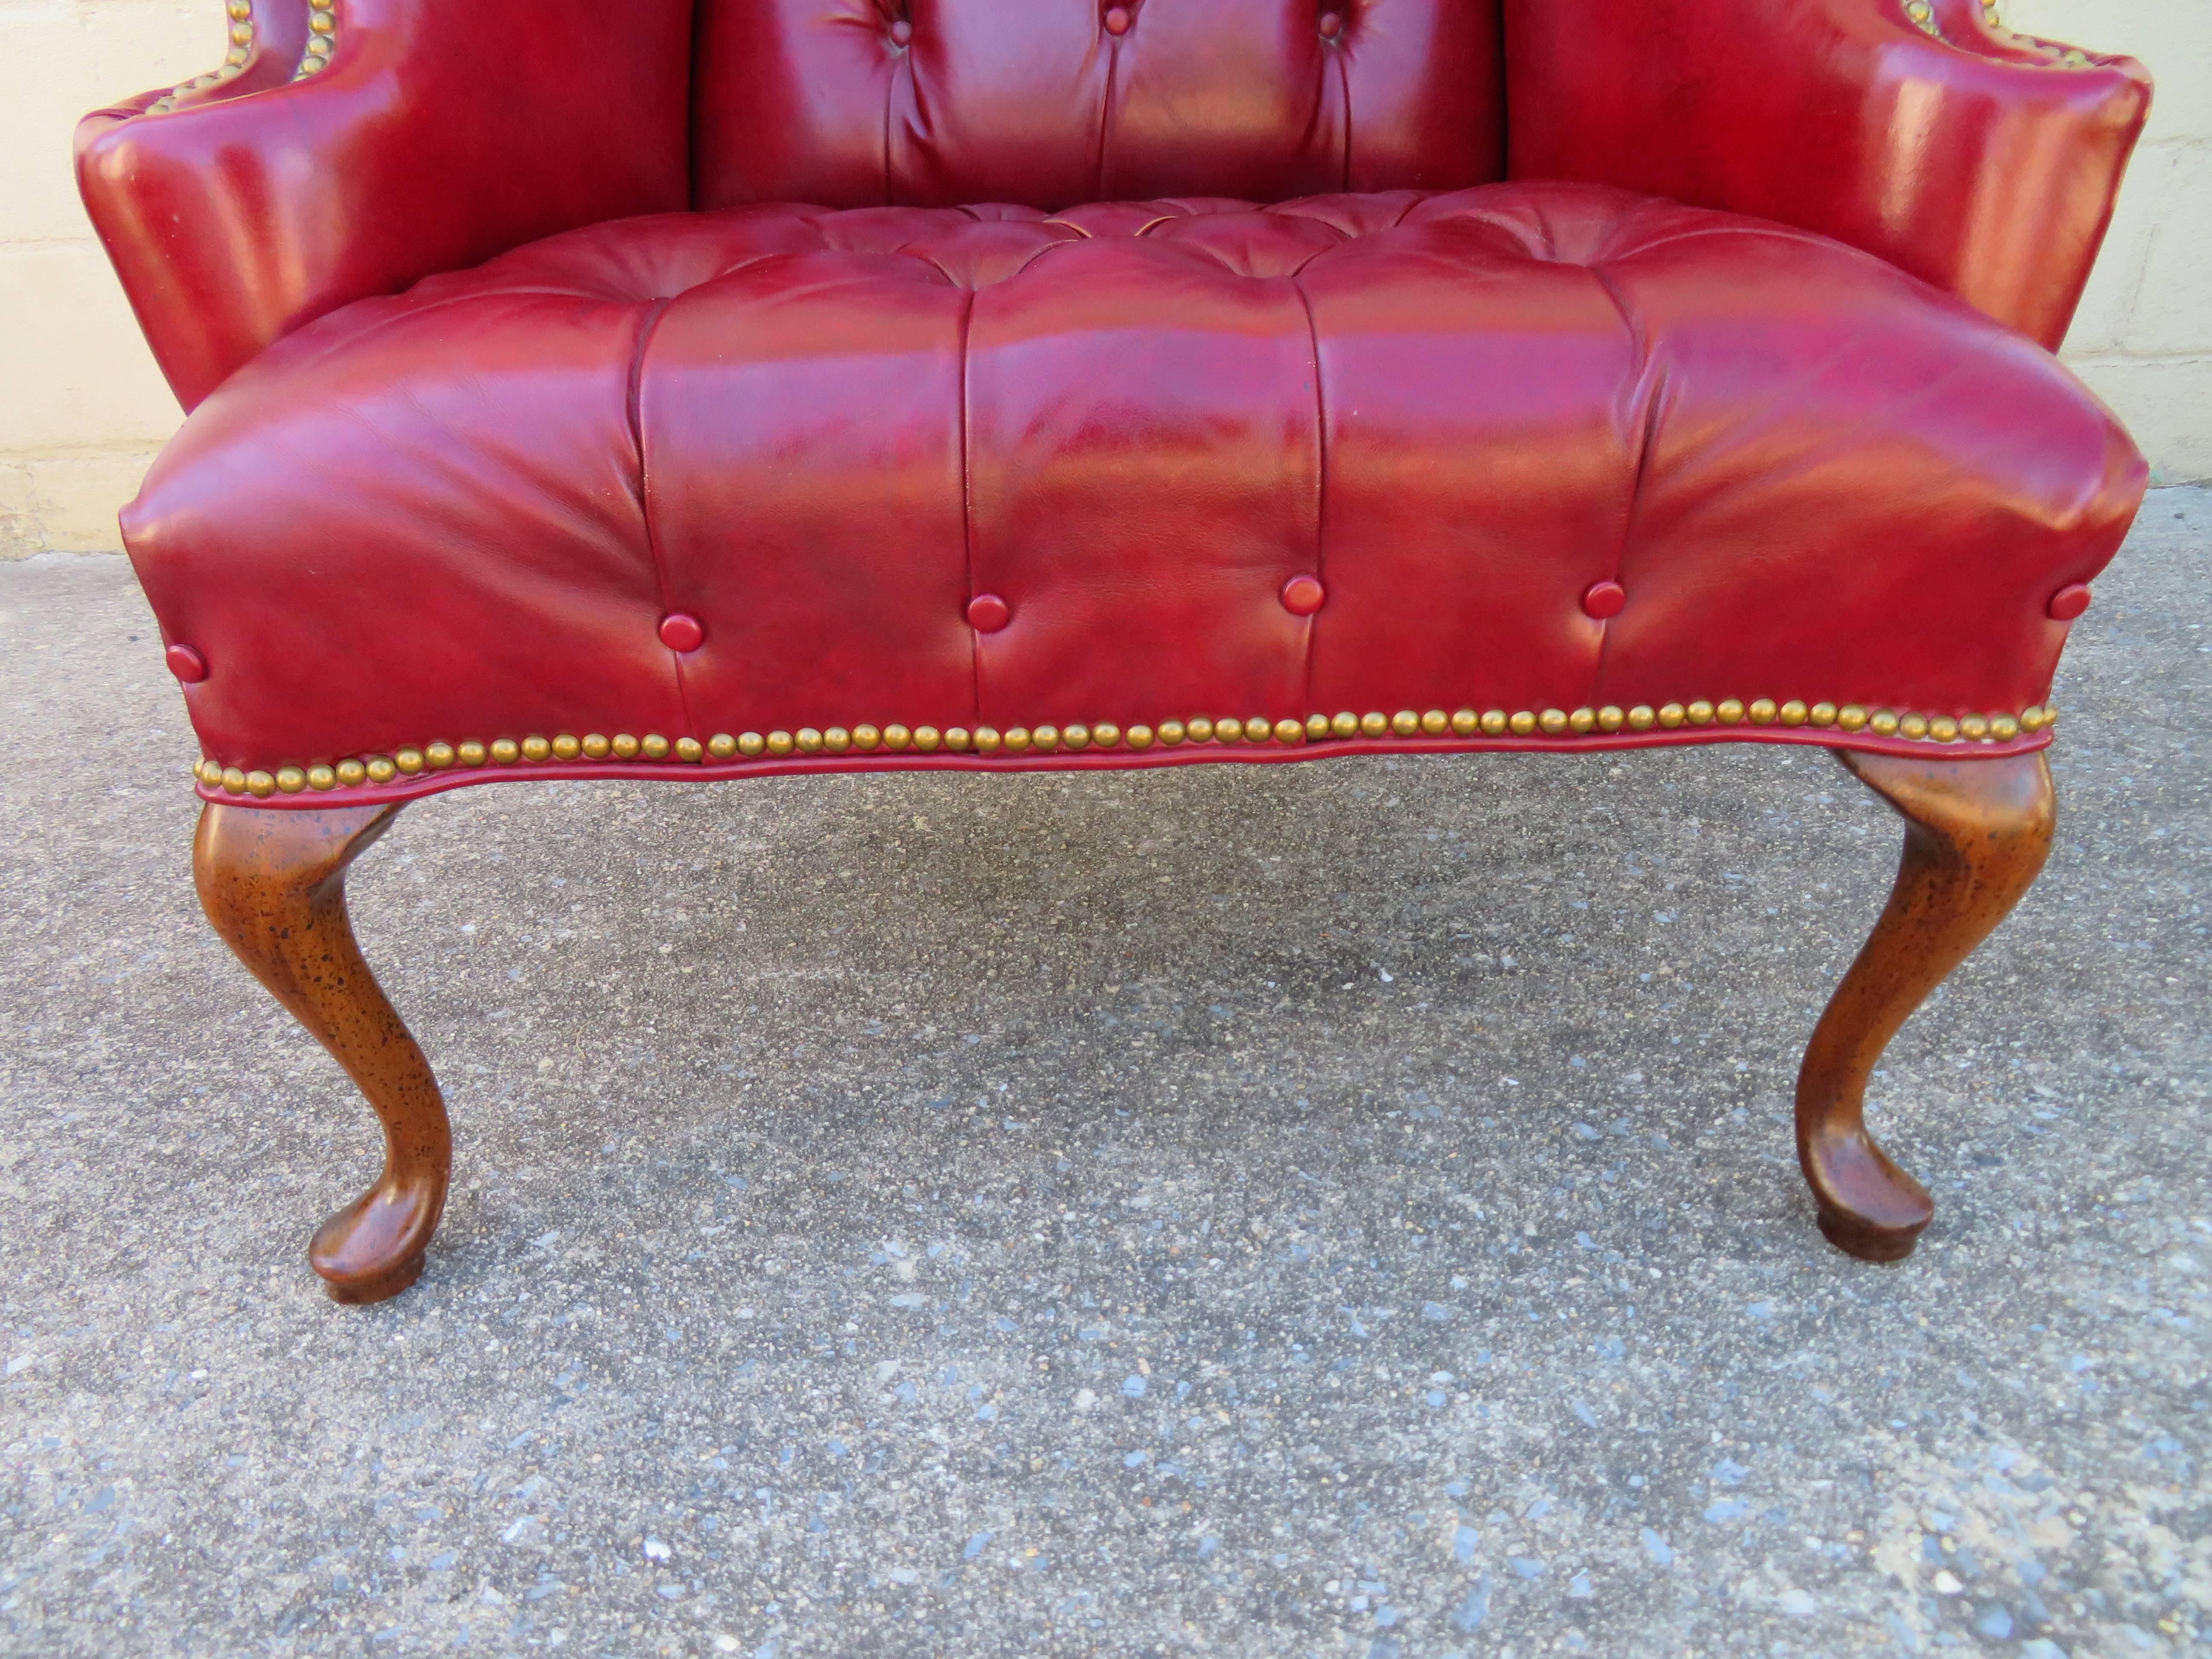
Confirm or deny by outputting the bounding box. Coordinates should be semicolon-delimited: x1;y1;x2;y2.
693;0;1502;211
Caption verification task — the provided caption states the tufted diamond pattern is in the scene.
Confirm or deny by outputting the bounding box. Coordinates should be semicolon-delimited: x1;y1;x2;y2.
125;183;2142;782
693;0;1503;210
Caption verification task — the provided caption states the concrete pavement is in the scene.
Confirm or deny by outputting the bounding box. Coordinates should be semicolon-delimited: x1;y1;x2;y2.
0;490;2205;1657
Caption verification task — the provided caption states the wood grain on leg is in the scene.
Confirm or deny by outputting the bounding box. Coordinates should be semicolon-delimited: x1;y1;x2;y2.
1798;751;2054;1262
194;802;450;1303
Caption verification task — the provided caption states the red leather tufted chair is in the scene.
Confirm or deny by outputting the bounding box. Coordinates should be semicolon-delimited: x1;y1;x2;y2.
79;0;2151;1301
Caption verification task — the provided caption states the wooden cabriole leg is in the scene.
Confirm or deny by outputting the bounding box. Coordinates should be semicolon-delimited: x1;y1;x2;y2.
194;802;451;1304
1796;750;2055;1261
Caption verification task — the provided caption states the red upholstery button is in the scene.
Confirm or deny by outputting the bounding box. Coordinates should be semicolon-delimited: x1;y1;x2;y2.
658;613;705;652
1581;579;1627;620
967;594;1011;633
165;642;208;683
1281;574;1326;616
2046;582;2091;621
889;18;911;45
1103;6;1132;35
1318;11;1343;37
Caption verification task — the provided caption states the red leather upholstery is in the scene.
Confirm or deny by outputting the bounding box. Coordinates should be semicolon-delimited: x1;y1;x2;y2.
79;1;2150;809
1504;0;2151;349
125;184;2141;806
694;0;1503;210
76;1;2147;402
76;0;693;409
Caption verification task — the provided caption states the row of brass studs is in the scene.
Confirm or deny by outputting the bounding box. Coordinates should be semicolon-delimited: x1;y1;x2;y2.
1976;0;2097;67
1999;27;2095;67
195;700;2059;798
295;0;338;76
143;0;339;113
1918;0;2096;67
146;0;253;113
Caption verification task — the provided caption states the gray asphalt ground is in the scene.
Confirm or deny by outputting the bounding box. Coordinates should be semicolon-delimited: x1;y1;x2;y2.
0;489;2205;1659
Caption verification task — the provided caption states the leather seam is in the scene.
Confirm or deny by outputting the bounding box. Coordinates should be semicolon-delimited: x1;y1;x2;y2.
1528;197;1562;262
902;247;966;287
1288;225;1354;278
882;15;897;206
1605;225;1859;264
1007;238;1083;280
1096;34;1119;200
1583;262;1662;706
1291;273;1327;719
256;285;628;371
685;0;706;205
958;287;981;728
626;295;699;739
1336;31;1353;192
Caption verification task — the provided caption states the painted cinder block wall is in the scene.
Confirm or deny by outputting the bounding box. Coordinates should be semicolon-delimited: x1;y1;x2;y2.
1;0;2205;554
2010;0;2212;491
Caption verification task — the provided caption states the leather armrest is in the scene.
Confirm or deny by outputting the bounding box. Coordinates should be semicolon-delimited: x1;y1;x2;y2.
76;0;693;410
1502;0;2152;349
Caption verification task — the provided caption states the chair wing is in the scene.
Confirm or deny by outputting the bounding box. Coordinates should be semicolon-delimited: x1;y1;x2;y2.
1504;0;2152;348
75;0;693;410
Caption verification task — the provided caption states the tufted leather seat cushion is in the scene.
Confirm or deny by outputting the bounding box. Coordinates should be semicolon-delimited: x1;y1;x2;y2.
127;182;2142;798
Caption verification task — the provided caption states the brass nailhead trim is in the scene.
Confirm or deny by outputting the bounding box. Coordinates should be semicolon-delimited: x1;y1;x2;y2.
1947;0;2095;67
146;0;255;112
296;0;338;77
198;701;2061;795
